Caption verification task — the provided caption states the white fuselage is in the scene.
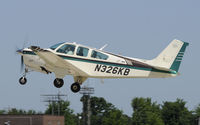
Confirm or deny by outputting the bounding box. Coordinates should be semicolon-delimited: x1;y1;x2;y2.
22;46;177;79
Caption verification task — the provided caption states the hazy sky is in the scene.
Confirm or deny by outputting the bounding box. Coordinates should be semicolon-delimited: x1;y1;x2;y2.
0;0;199;116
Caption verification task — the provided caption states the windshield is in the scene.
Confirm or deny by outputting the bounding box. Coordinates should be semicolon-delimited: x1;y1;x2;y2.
50;42;64;50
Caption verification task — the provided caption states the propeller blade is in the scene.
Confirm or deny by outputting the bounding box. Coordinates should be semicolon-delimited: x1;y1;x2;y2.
21;56;24;72
15;46;20;54
23;34;29;49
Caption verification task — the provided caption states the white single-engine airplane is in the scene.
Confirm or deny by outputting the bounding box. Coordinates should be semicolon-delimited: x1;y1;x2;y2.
17;39;189;93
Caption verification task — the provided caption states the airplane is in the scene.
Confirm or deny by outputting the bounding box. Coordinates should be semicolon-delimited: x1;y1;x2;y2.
16;39;189;93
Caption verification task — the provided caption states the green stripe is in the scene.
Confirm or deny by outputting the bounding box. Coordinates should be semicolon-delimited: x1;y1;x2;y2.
170;42;189;72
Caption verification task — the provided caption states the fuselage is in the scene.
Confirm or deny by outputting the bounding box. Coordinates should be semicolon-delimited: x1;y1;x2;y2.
19;42;177;79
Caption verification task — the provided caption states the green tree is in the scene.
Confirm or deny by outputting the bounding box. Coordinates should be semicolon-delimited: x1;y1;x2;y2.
80;96;131;125
0;110;6;114
162;99;193;125
189;104;200;125
102;109;131;125
7;108;26;115
131;97;164;125
45;100;77;125
90;96;116;116
195;104;200;117
27;109;37;115
6;108;38;115
80;96;116;125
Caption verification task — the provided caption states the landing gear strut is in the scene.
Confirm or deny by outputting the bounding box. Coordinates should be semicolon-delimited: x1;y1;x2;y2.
71;82;81;93
53;78;64;88
19;68;28;85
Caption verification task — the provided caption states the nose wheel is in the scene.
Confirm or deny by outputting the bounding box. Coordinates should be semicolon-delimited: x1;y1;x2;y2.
71;82;81;93
53;78;64;88
19;77;27;85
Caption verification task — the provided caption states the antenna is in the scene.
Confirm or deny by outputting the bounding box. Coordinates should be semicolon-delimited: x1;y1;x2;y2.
99;44;108;50
80;86;94;125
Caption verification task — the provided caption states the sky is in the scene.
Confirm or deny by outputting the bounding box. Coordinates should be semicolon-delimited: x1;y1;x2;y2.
0;0;199;116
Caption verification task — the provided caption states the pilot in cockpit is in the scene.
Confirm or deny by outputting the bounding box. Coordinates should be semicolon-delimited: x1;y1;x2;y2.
65;46;74;55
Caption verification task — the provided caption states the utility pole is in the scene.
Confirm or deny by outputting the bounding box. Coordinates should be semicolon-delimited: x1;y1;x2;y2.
41;91;67;115
80;86;94;125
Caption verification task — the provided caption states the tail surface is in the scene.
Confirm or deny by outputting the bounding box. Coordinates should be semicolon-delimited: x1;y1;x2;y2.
150;39;189;72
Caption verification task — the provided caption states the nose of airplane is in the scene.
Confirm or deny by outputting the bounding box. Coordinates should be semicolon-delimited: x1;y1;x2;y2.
16;49;23;54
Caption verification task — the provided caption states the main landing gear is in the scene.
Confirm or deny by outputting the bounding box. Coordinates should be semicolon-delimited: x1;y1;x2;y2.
53;78;81;93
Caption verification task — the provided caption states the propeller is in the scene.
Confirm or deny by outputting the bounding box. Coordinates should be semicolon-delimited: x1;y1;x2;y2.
16;49;25;72
16;34;29;73
21;55;24;72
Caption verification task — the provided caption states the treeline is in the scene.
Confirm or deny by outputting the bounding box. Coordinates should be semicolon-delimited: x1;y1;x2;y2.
0;108;41;115
131;98;199;125
1;97;200;125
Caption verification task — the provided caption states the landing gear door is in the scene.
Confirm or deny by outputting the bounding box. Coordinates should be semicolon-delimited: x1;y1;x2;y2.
73;76;88;84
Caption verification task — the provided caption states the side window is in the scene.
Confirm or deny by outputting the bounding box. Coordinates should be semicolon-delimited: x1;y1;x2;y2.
91;50;108;60
76;47;89;57
57;44;75;55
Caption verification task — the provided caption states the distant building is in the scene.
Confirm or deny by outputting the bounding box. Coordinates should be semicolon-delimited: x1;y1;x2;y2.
0;115;64;125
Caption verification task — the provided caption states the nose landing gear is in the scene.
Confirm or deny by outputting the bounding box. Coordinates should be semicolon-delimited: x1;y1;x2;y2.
19;77;27;85
19;68;28;85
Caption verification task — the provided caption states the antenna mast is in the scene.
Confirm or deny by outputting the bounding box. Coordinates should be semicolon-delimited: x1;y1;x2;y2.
80;86;94;125
41;91;67;116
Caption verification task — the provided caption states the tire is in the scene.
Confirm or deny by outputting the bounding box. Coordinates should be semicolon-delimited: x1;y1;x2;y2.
71;82;81;93
53;78;64;88
19;77;27;85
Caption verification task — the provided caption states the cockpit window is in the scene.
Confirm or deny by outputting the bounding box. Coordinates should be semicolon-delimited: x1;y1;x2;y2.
50;42;64;50
56;44;76;55
91;50;108;60
76;47;89;57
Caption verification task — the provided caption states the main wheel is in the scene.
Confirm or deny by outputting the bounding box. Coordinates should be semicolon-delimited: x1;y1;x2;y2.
19;77;27;85
71;82;81;93
53;78;64;88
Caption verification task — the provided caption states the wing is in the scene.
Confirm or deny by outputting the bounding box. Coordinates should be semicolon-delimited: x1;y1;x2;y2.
30;46;89;81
